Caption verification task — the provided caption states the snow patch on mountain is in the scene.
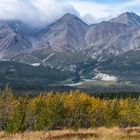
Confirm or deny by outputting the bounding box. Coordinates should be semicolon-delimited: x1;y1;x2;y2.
43;53;54;62
93;73;117;81
31;63;40;67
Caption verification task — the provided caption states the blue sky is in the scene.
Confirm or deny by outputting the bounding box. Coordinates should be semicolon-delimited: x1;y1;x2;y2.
0;0;140;26
67;0;140;23
93;0;129;4
68;0;132;4
69;0;124;2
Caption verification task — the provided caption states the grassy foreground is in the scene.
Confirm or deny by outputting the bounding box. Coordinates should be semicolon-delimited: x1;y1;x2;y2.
0;127;139;140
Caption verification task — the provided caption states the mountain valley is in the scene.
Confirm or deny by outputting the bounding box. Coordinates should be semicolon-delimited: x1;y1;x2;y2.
1;12;140;93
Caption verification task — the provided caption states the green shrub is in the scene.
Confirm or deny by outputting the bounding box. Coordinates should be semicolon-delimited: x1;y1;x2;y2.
0;87;139;132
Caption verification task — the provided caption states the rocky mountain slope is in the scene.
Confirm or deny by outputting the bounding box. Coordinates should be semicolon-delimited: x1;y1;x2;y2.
0;12;140;91
110;12;140;26
85;12;140;59
0;21;32;59
1;12;140;63
5;13;90;68
38;13;89;52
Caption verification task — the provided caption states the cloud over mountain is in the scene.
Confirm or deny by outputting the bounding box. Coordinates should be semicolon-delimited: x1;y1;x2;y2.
0;0;78;27
0;0;140;27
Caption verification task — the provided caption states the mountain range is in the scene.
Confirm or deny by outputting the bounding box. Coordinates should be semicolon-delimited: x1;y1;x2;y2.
1;12;140;93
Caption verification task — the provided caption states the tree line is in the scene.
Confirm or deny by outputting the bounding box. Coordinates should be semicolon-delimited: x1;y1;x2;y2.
0;86;139;132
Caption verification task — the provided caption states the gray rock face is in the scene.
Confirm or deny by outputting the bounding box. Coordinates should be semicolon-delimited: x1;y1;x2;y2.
110;12;140;26
6;20;39;37
86;33;137;58
85;12;140;59
0;12;140;70
38;13;89;52
86;21;129;45
0;21;32;59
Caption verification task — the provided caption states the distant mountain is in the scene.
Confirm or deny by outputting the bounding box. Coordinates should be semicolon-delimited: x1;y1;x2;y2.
1;12;140;92
5;20;42;39
38;13;89;52
86;21;129;44
11;13;91;68
110;12;140;26
85;13;140;58
0;21;32;59
0;12;140;63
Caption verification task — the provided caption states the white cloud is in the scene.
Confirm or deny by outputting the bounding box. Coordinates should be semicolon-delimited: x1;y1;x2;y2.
68;1;109;19
68;0;140;23
0;0;140;27
30;0;79;26
82;14;96;24
0;0;78;27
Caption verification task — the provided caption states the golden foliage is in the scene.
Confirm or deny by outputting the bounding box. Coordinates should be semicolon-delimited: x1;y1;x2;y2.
0;87;139;132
